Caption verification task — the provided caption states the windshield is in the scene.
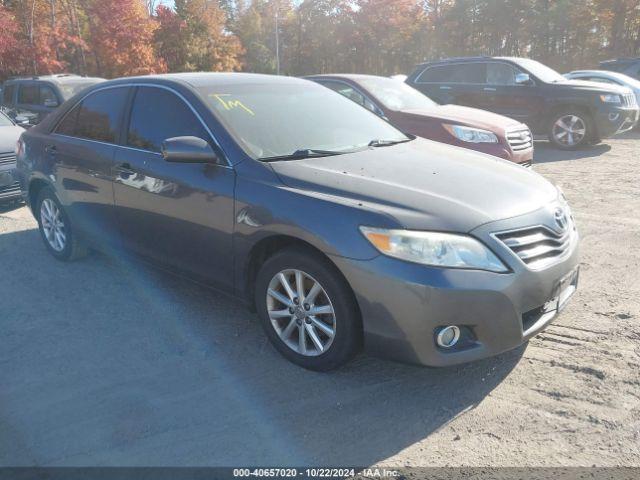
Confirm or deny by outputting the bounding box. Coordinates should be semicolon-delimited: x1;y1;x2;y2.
197;82;409;159
512;58;566;83
58;80;104;100
358;77;437;111
0;111;13;127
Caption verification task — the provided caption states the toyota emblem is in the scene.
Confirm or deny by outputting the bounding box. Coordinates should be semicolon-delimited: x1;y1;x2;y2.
554;207;568;230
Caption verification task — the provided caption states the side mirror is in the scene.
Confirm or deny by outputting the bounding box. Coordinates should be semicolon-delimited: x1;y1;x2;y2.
161;136;220;164
515;73;532;85
15;116;31;127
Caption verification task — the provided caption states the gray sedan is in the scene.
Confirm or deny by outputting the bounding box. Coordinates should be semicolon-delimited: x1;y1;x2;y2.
16;73;579;370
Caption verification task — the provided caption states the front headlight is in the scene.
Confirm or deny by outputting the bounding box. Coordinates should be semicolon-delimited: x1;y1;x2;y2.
444;124;498;143
360;227;508;273
600;94;621;104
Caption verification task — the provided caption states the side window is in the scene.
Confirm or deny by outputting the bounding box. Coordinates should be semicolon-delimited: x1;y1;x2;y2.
486;63;519;85
18;84;39;105
40;86;59;107
55;87;128;143
418;63;486;84
320;81;381;116
56;104;80;136
2;85;15;105
127;87;210;153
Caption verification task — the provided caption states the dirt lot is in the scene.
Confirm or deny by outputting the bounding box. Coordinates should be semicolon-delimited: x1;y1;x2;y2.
1;132;639;468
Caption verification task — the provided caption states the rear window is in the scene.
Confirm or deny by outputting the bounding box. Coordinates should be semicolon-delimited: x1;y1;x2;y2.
417;63;486;84
2;84;15;105
58;80;104;100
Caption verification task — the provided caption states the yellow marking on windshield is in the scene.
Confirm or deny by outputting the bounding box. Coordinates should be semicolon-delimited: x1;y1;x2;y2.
211;94;255;116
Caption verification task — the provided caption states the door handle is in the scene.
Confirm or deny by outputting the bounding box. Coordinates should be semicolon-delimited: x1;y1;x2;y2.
44;145;57;156
114;162;135;176
439;86;452;90
484;87;497;92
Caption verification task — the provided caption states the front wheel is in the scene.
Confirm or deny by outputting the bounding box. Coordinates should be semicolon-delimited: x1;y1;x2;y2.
255;247;362;371
548;111;593;150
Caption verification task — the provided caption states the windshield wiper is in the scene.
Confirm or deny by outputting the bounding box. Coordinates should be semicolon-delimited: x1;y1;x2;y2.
368;138;412;148
259;149;348;162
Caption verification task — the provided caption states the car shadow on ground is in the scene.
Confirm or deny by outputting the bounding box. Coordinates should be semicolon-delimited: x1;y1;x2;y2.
0;224;525;467
0;201;24;214
533;140;612;164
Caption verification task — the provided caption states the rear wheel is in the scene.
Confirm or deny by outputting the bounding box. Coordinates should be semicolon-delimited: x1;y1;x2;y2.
36;186;86;261
255;247;361;371
548;111;592;149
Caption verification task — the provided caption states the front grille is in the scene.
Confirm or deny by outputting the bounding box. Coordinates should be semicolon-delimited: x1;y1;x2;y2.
0;151;16;166
0;181;21;199
506;127;533;152
494;222;576;270
622;93;637;108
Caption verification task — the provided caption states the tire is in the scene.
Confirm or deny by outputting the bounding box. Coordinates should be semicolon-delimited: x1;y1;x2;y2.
254;246;362;371
36;186;87;261
548;110;593;150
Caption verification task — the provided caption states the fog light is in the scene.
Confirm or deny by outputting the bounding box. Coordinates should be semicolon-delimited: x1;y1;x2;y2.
436;325;461;348
609;113;620;122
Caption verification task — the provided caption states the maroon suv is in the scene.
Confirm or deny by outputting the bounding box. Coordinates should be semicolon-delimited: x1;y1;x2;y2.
307;74;533;166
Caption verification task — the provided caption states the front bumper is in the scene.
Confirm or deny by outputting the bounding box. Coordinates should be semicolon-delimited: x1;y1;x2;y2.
458;141;533;167
594;106;639;137
330;207;580;367
0;165;21;202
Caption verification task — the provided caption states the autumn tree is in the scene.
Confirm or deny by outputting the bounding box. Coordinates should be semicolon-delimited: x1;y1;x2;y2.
171;0;243;71
84;0;166;77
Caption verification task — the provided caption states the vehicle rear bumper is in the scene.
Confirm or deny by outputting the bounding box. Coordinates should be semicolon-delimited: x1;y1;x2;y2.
329;234;579;367
594;106;639;137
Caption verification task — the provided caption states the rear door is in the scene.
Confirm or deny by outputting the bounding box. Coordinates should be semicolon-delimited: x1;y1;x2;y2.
112;85;235;288
49;86;130;241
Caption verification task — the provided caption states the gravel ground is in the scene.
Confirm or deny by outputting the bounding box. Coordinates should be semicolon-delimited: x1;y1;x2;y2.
1;132;638;468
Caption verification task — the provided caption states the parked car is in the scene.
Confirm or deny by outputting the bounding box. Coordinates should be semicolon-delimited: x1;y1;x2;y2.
307;74;533;166
2;74;105;126
599;57;640;81
564;70;640;112
0;110;25;204
406;56;639;149
17;73;579;371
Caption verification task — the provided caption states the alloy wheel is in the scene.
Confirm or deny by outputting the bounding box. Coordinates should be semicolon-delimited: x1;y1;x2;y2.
552;115;586;147
40;198;66;252
266;269;336;356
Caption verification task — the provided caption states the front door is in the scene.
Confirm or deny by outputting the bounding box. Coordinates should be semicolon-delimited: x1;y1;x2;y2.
113;86;235;289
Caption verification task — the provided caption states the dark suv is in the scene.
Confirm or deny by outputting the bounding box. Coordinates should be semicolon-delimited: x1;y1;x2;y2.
2;74;104;126
600;58;640;80
407;57;639;149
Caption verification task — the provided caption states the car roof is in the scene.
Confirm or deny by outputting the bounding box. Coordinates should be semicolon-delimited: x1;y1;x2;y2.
305;73;386;81
4;74;104;85
101;72;312;89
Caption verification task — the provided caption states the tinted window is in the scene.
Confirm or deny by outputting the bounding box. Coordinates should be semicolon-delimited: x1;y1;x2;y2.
318;81;380;113
18;84;39;104
486;63;519;85
40;86;59;106
358;77;437;110
2;85;15;105
127;87;209;153
55;87;128;143
55;103;80;136
418;63;485;83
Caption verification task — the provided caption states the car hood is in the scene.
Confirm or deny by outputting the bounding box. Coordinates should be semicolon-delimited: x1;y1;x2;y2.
397;104;523;131
555;79;632;95
270;138;558;233
0;126;23;154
